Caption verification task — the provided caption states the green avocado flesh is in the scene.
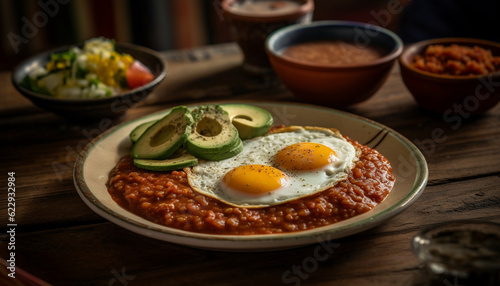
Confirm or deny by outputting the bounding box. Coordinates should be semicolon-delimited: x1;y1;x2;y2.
133;148;198;171
130;104;269;169
129;120;157;143
220;104;273;140
196;138;243;161
131;106;193;159
185;105;242;160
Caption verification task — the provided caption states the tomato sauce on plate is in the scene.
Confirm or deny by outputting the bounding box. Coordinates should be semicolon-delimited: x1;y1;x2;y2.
107;137;395;235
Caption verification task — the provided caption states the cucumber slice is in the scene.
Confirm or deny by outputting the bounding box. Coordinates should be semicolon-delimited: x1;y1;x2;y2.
133;148;198;171
131;106;193;159
129;120;158;143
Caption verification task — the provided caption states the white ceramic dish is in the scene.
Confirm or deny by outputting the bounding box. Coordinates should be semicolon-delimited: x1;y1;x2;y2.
74;101;428;251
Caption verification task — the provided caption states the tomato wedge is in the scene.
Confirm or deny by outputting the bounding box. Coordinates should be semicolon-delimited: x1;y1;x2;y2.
126;61;154;89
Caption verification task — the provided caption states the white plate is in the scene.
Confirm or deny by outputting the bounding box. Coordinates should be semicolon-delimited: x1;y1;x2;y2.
74;101;428;251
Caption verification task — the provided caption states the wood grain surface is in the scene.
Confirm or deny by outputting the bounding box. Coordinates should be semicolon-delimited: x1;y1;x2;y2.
1;43;499;286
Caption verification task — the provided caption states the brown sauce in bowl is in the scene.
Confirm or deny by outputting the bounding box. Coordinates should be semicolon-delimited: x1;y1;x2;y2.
280;41;385;65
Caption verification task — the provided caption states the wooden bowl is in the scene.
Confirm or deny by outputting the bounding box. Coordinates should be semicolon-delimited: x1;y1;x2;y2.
399;38;500;114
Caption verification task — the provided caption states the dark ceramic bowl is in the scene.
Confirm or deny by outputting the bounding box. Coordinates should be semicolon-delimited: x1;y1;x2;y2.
222;0;314;74
399;37;500;114
265;20;402;107
11;42;166;121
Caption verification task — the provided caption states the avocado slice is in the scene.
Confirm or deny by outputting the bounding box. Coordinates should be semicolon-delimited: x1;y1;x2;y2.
220;104;273;140
186;105;242;160
133;148;198;171
131;106;193;159
129;120;158;143
196;138;243;161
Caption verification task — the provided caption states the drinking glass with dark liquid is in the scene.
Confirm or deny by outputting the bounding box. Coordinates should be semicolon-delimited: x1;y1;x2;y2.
222;0;314;74
413;220;500;286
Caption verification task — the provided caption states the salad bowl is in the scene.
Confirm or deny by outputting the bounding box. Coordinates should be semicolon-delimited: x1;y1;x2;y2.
11;42;166;121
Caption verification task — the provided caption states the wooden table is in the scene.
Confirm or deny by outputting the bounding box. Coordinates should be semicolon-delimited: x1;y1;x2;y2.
1;43;499;286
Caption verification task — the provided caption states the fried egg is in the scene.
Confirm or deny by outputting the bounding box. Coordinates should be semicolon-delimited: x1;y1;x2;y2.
185;126;361;208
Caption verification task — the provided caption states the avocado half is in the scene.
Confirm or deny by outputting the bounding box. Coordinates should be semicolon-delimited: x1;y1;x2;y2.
185;105;243;161
131;106;193;159
220;104;273;140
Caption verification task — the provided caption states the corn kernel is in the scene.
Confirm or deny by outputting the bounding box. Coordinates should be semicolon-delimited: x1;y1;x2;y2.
86;51;133;87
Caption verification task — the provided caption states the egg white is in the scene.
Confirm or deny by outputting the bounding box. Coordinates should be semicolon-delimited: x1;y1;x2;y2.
185;126;360;208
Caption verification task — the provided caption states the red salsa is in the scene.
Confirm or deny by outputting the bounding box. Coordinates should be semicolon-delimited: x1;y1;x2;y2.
412;44;500;76
107;137;395;235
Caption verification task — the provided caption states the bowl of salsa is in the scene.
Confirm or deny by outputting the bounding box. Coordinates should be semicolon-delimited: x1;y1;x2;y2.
399;37;500;114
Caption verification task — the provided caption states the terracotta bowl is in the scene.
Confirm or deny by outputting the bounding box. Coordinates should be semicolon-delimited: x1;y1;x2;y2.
12;42;166;121
399;38;500;114
222;0;314;74
265;21;403;107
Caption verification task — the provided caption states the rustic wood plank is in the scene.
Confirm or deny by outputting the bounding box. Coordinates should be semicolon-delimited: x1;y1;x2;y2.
1;175;498;285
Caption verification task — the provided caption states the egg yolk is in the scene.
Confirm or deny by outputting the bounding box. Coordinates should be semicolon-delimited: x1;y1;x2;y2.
276;142;336;171
223;165;288;195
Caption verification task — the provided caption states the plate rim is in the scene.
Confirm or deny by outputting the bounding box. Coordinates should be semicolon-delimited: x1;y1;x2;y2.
73;100;428;249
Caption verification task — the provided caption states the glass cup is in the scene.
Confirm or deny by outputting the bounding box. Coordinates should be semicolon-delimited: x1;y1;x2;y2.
221;0;314;75
412;220;500;286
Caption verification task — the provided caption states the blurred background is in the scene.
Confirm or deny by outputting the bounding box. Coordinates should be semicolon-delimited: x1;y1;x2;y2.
1;0;498;71
0;0;410;71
